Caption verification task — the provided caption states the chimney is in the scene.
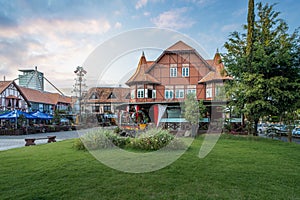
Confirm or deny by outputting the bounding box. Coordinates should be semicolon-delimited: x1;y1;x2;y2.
3;76;5;81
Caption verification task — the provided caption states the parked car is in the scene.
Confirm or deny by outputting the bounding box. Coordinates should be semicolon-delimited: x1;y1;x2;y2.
257;123;268;134
266;124;288;136
292;127;300;136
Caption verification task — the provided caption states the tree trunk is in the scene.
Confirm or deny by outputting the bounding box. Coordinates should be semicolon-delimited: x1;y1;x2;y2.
253;119;259;136
287;125;293;143
191;124;199;137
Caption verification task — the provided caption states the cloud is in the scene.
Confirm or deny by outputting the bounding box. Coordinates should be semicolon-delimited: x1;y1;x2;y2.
143;11;150;16
135;0;148;9
0;17;112;86
187;0;216;7
151;7;195;30
114;22;122;29
221;24;241;32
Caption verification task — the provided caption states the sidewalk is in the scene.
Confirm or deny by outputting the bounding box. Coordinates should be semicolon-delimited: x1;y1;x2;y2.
0;128;99;151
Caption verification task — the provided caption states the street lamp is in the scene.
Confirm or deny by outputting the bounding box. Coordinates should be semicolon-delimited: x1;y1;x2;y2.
73;66;87;123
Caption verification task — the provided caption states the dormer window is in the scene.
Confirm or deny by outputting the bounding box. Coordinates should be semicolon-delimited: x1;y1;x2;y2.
108;92;116;99
90;93;98;99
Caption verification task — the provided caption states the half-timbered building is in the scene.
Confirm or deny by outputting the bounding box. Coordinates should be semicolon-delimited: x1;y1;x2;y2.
83;87;130;114
125;41;232;130
0;81;30;112
0;80;71;114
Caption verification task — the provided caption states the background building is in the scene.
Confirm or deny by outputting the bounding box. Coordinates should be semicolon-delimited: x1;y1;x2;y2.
18;66;44;91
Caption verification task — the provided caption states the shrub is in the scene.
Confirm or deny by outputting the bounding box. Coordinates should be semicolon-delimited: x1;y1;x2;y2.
114;126;122;134
73;138;86;151
74;129;130;150
81;129;115;150
130;128;186;151
74;128;187;151
106;133;130;148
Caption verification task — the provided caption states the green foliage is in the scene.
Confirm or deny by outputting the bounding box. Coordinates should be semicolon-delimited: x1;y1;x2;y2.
106;133;131;148
223;2;300;134
130;128;174;151
72;138;86;150
183;93;206;125
246;0;255;61
73;128;186;151
114;126;122;134
53;110;61;125
17;114;26;128
77;129;116;150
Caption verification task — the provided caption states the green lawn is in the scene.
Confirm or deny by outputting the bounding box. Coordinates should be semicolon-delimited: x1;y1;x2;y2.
0;134;299;200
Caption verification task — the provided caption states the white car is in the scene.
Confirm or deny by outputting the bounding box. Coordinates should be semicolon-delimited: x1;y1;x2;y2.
292;127;300;136
257;123;268;134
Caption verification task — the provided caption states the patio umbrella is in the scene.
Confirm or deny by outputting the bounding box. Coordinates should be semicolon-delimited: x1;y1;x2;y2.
0;110;37;119
0;110;37;129
30;111;53;120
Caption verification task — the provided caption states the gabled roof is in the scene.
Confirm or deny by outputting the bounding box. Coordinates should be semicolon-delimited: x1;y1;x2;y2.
199;52;233;83
84;87;130;103
0;81;11;93
126;52;160;86
165;41;195;52
146;40;214;73
19;86;71;105
0;81;31;105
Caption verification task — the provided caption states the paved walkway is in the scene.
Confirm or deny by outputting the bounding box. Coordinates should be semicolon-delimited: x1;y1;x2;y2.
0;128;100;151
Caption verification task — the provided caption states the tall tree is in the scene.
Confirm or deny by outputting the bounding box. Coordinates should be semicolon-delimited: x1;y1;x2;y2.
246;0;255;71
223;2;300;136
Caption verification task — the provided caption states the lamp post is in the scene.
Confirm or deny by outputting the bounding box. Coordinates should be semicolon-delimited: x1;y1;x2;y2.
73;66;87;123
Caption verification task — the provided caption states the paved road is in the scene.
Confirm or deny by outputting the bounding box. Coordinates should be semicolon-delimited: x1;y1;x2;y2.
0;127;102;151
1;128;298;151
258;133;300;144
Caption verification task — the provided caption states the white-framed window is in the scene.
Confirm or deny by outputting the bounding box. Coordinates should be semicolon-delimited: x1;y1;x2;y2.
152;90;156;99
175;89;184;98
170;64;177;77
206;88;212;98
137;89;144;98
182;64;189;77
186;89;196;95
206;83;212;98
165;90;174;99
131;90;135;99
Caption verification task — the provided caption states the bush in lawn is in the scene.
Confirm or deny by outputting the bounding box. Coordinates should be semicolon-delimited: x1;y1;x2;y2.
73;138;86;150
106;133;130;148
78;129;115;150
74;129;130;150
130;128;186;151
113;126;122;134
74;128;187;151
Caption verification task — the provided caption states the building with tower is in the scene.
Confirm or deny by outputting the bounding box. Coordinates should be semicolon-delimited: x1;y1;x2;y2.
18;66;44;91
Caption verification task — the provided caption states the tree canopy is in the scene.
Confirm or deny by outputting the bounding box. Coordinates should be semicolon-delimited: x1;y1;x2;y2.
222;1;300;134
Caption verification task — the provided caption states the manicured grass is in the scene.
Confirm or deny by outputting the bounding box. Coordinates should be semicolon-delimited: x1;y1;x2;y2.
0;134;299;199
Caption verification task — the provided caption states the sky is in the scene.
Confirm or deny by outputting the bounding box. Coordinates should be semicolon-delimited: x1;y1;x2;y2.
0;0;299;95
